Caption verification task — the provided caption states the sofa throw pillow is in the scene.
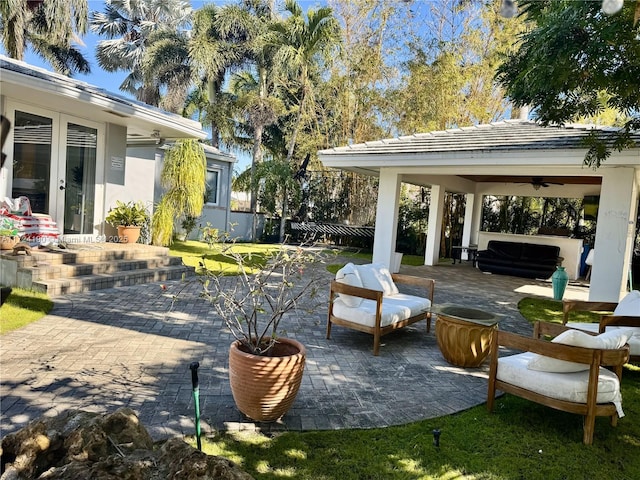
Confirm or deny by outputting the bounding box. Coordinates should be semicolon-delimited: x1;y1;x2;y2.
613;290;640;316
356;263;399;296
527;328;633;373
335;263;364;308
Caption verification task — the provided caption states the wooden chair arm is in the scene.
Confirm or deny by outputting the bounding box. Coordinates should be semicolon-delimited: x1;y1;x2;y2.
391;274;435;303
497;329;629;368
599;315;640;332
533;321;587;339
329;280;383;302
562;300;618;325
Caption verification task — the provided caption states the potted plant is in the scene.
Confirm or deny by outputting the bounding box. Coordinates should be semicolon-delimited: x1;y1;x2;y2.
0;217;19;250
105;200;149;244
198;239;328;422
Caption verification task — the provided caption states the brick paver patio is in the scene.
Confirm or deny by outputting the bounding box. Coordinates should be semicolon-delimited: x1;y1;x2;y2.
0;258;589;440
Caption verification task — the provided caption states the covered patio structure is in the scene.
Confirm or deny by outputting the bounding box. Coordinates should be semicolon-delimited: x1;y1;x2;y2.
318;120;640;302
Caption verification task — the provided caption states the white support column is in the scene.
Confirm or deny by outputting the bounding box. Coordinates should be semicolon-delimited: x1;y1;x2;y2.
460;193;475;260
372;169;401;269
471;193;483;246
424;184;445;266
589;168;638;301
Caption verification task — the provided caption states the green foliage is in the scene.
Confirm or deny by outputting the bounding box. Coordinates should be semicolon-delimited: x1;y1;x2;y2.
152;139;206;246
0;0;89;75
497;0;640;167
0;288;53;335
105;200;150;227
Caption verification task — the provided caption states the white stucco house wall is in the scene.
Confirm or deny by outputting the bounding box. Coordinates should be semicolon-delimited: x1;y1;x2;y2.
319;120;640;302
0;56;239;242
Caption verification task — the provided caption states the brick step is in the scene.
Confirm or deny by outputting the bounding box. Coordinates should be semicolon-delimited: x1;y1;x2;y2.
31;265;195;297
19;256;185;281
5;243;171;267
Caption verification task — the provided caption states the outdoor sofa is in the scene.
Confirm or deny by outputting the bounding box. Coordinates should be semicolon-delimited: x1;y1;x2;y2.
327;262;434;355
487;321;631;445
476;240;562;279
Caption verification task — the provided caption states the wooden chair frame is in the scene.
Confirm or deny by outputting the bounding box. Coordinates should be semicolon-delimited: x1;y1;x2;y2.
487;321;629;445
327;274;435;356
562;299;640;363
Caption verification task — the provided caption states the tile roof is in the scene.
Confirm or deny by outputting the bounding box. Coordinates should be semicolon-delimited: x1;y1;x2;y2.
319;120;640;156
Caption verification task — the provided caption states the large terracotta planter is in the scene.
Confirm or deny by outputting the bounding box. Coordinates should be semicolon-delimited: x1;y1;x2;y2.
228;337;306;422
117;226;141;244
435;305;500;368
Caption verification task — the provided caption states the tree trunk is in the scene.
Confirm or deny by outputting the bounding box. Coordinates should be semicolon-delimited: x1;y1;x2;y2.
251;124;264;242
279;184;288;243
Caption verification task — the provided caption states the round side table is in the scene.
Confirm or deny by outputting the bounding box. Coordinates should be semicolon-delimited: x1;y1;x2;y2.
435;304;502;368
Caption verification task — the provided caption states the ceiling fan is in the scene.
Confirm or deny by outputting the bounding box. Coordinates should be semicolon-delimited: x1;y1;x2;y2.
529;177;565;190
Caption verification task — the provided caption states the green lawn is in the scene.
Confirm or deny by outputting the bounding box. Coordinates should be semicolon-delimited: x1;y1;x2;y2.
0;288;53;334
192;296;640;480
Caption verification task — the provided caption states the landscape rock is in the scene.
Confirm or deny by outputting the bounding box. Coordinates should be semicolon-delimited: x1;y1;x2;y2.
0;408;253;480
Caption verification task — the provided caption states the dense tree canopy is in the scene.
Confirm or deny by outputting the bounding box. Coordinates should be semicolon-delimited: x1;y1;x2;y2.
497;0;640;167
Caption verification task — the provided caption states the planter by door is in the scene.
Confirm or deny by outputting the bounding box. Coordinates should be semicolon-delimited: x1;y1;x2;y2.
117;226;141;244
0;235;19;250
228;337;306;422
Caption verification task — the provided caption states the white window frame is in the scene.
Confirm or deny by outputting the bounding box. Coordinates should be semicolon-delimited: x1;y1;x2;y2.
205;167;221;206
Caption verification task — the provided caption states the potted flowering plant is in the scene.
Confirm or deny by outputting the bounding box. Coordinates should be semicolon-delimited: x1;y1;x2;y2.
198;237;329;421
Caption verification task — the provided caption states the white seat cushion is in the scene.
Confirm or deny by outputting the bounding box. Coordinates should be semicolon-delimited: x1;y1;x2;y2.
498;352;624;417
335;263;364;308
527;329;633;373
331;294;431;328
566;322;640;356
355;263;399;296
614;290;640;316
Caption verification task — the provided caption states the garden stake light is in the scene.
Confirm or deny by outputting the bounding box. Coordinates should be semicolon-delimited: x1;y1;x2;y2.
433;428;441;447
189;361;202;451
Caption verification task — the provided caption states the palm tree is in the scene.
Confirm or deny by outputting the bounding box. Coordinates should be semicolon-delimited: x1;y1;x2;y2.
90;0;192;106
268;0;341;240
0;0;90;75
269;0;341;164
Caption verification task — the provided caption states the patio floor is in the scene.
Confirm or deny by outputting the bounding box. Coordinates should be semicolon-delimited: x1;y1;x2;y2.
0;257;589;441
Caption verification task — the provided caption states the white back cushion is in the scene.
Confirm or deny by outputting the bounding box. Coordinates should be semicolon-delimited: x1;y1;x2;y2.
614;290;640;316
527;328;633;373
356;263;399;296
335;263;364;307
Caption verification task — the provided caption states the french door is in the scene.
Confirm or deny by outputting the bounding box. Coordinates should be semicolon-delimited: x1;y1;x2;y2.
8;103;105;238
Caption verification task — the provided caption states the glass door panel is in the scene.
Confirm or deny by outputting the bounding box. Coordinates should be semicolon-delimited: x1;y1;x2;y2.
11;111;52;213
63;123;97;235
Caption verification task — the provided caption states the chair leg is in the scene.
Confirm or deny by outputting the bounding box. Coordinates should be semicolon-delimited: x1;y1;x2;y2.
583;414;596;445
326;319;332;339
373;331;381;356
426;313;431;333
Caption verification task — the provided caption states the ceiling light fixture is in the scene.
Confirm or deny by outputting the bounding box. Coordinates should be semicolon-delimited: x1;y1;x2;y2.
601;0;624;16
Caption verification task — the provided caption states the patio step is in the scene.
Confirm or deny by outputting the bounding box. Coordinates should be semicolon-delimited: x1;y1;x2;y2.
1;242;194;296
29;266;192;296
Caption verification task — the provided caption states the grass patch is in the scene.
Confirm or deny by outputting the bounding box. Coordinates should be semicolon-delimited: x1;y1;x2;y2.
0;288;53;334
169;240;280;274
518;297;604;325
190;294;640;479
196;366;640;479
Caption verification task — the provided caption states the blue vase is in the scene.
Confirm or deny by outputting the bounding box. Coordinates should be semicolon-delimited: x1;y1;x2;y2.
552;266;569;301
